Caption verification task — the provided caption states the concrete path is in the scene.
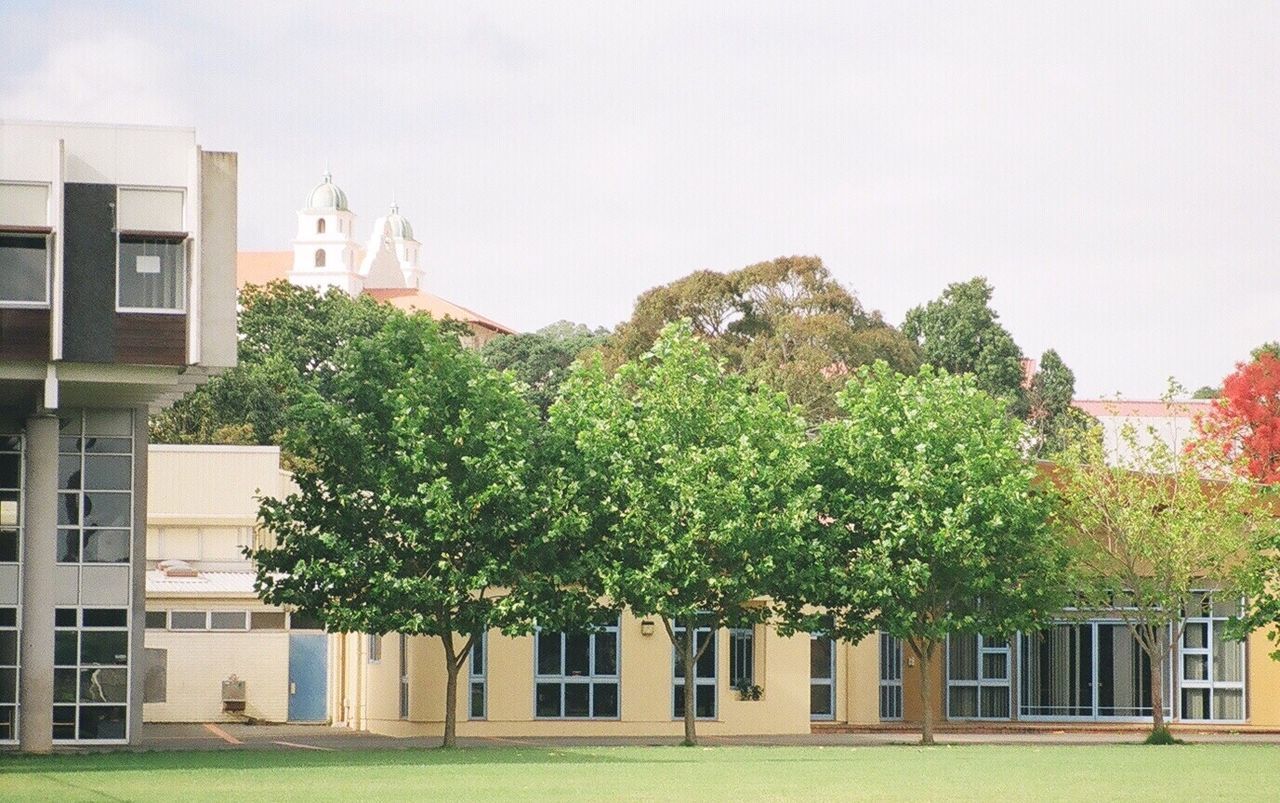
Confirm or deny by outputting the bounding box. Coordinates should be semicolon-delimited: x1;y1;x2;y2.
113;723;1280;753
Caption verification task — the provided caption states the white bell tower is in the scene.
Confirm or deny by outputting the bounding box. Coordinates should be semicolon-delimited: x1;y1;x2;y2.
289;171;361;295
359;202;425;291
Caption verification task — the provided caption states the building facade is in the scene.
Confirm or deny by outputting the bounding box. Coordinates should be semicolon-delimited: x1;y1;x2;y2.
0;120;237;751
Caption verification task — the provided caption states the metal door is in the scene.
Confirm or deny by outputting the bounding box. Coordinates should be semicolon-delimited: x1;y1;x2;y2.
288;633;328;722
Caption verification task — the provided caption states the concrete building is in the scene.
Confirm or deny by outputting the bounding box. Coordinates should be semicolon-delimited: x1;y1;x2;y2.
237;173;513;348
0;120;237;750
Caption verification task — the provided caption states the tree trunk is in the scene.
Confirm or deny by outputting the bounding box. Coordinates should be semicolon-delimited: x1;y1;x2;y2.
1149;652;1167;737
919;644;936;745
683;616;698;746
443;656;459;748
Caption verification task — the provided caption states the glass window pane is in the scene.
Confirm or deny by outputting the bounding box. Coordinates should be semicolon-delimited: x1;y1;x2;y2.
470;634;484;674
593;683;619;718
288;612;323;631
83;455;131;491
0;234;48;303
593;632;617;676
469;681;485;719
949;686;978;718
58;455;82;490
77;706;126;740
170;611;207;630
54;631;77;665
0;631;15;665
55;608;77;627
696;631;716;679
52;706;76;739
118;236;185;311
80;667;128;703
210;611;247;630
1213;629;1244;683
58;493;80;525
1214;689;1244;720
1183;654;1208;681
0;607;13;627
1182;688;1210;719
80;631;128;665
54;668;77;703
84;438;132;455
56;530;80;563
0;454;18;488
982;652;1008;681
949;635;978;681
250;611;286;630
564;632;590;676
1184;622;1208;649
535;683;560;717
83;492;130;528
695;684;716;718
1212;596;1240;619
145;611;167;629
82;609;127;628
83;411;132;437
0;668;13;704
564;683;590;717
82;530;130;563
811;637;834;680
0;530;16;563
980;687;1010;718
537;632;561;676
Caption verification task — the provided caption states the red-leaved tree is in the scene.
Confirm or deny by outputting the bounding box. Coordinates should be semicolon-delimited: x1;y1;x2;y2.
1195;344;1280;483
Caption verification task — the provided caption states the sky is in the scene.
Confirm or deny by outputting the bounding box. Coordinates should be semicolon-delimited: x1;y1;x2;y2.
2;2;1277;398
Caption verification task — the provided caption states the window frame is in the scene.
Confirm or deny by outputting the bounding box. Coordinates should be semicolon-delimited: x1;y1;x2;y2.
53;606;130;744
367;633;382;663
728;627;754;689
0;605;18;744
468;631;486;720
1179;592;1247;723
0;180;52;309
671;621;718;721
56;411;134;567
113;185;188;315
534;620;620;720
879;632;904;721
946;633;1012;721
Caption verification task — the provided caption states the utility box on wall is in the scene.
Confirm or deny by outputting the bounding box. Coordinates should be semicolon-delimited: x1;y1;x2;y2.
222;676;246;714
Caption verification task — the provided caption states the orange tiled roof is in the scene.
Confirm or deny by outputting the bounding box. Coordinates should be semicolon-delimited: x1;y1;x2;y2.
1072;399;1212;419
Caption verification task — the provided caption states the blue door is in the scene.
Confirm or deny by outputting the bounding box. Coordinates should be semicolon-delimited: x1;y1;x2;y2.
288;633;328;722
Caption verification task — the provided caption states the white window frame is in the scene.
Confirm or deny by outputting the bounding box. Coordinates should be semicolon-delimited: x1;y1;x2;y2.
879;632;904;721
53;607;130;745
0;181;52;309
468;631;485;721
367;633;382;663
728;627;754;688
535;620;621;720
168;611;209;631
0;605;18;744
114;185;188;315
1179;593;1246;723
671;621;717;721
946;633;1011;721
810;634;836;721
399;634;411;720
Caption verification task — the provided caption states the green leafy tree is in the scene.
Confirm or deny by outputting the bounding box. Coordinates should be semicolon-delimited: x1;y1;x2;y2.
548;321;816;745
249;312;548;748
608;256;919;420
480;321;609;415
779;362;1066;744
1053;419;1274;741
1192;386;1221;400
1025;349;1093;456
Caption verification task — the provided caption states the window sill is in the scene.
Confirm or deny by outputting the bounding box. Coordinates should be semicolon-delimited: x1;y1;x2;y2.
115;306;186;316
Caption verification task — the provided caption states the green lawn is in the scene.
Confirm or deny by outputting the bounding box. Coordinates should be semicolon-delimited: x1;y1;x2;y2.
3;744;1279;801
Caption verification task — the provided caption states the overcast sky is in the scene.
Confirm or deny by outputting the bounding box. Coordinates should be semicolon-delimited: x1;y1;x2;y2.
3;2;1277;397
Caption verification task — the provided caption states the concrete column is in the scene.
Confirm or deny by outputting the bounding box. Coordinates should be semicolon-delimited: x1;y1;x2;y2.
127;407;148;744
19;413;57;752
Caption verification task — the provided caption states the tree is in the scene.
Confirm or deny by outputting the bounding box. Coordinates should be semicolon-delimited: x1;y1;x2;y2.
608;256;919;420
479;321;610;415
1053;420;1273;741
548;321;816;745
779;362;1066;744
1192;386;1221;400
249;312;545;747
1025;349;1092;456
1194;346;1280;484
902;277;1025;403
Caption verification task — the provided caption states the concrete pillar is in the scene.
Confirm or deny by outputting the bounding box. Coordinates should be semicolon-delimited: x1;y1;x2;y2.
19;413;57;752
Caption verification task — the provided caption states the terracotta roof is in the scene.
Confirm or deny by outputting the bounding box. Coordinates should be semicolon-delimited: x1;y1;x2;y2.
1073;399;1213;419
235;251;513;333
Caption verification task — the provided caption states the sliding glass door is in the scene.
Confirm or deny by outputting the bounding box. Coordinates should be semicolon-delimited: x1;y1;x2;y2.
1020;622;1167;721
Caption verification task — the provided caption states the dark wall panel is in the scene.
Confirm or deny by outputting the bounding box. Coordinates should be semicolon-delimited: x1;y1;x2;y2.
62;182;117;362
0;308;50;361
115;313;186;366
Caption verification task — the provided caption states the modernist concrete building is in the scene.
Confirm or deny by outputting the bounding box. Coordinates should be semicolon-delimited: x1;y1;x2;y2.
0;120;237;751
237;173;513;348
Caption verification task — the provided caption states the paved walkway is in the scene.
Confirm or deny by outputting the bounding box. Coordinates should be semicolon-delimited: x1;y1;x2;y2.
113;722;1280;753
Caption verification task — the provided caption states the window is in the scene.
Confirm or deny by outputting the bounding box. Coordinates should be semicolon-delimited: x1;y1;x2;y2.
368;633;382;663
810;635;835;720
1180;593;1245;722
536;620;619;719
0;182;50;306
250;611;287;630
54;607;129;742
210;611;247;630
169;611;207;630
469;632;486;719
115;187;186;312
0;434;20;564
57;411;132;566
144;611;167;629
672;621;716;720
879;632;904;721
0;606;16;741
288;611;324;630
316;218;326;234
728;628;754;688
947;634;1010;719
400;634;411;720
314;249;326;268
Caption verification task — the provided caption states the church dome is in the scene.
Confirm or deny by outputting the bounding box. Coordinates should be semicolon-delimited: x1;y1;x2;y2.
385;203;414;240
306;171;349;211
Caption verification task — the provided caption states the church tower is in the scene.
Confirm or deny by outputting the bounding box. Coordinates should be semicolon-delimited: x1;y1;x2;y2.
289;171;361;295
359;203;425;291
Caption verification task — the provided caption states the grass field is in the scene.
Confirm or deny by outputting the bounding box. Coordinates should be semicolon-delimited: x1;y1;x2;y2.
4;744;1280;801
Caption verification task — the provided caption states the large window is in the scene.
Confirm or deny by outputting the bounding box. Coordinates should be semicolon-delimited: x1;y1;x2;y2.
115;187;186;313
0;607;16;742
0;433;19;563
1180;593;1245;722
469;631;486;720
1020;621;1167;720
0;182;50;306
673;621;716;720
728;628;754;688
879;633;904;721
810;635;835;720
400;634;411;720
947;634;1010;719
54;607;129;742
536;620;619;719
57;411;132;565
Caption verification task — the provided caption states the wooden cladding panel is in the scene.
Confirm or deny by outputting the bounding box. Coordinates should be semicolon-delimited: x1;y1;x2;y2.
0;307;51;361
115;313;187;366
